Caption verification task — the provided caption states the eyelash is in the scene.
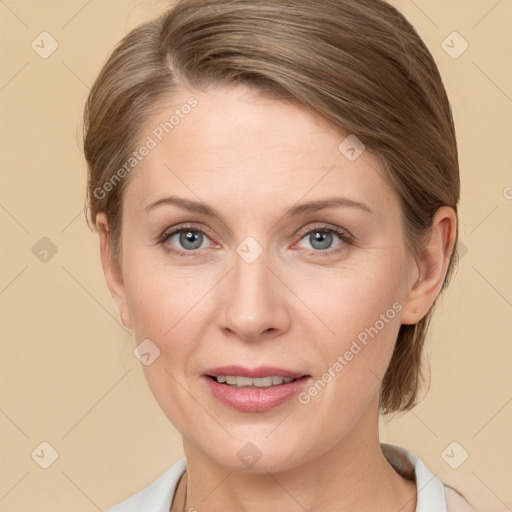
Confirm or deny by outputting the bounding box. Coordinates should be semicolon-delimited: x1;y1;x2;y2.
158;223;353;258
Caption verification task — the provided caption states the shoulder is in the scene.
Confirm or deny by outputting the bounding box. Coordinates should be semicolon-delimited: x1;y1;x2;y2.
107;458;187;512
445;485;479;512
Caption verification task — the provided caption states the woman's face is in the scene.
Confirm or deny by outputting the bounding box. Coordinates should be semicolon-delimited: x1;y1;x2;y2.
110;85;419;472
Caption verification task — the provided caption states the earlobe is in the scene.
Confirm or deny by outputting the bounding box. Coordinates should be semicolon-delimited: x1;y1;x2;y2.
400;206;457;325
120;311;133;330
96;213;133;330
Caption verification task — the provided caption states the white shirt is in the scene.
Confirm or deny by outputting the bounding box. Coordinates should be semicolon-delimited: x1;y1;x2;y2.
107;443;477;512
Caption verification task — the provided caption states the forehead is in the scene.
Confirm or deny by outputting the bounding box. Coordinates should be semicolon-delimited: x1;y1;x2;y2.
123;85;396;216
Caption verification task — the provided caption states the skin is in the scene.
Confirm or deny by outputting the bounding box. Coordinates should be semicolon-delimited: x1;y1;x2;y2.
97;85;457;512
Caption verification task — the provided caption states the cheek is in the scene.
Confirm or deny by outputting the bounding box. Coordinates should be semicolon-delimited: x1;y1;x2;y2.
301;250;406;341
122;259;219;394
290;291;402;451
123;257;209;340
122;262;211;426
294;251;406;398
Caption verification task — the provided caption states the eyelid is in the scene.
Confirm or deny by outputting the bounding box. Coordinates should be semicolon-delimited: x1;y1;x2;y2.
295;222;352;240
159;223;214;243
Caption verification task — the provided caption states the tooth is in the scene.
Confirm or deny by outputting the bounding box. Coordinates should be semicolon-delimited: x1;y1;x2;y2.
235;376;254;387
253;377;273;387
217;375;297;387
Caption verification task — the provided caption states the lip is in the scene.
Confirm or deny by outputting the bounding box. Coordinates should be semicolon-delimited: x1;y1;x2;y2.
203;366;311;412
204;365;307;379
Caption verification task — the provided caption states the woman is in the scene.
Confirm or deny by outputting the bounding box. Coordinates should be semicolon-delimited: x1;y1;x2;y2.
83;0;477;510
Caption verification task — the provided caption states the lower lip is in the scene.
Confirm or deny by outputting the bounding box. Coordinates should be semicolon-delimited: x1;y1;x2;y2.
203;376;310;412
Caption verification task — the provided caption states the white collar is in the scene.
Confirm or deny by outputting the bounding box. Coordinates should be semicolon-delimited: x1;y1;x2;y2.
382;443;447;512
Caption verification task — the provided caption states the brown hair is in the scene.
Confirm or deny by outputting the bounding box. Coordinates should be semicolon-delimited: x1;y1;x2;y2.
83;0;460;414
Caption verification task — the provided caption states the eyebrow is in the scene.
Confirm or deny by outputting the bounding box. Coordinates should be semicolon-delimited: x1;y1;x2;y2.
144;195;373;217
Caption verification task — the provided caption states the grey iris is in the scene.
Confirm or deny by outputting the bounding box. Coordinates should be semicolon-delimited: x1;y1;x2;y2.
310;231;333;250
180;230;203;250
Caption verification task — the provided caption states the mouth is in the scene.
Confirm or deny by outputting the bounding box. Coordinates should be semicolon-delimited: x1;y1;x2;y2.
207;374;302;388
203;366;311;412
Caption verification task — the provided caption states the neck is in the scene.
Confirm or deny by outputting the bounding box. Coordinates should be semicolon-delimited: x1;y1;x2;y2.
175;403;417;512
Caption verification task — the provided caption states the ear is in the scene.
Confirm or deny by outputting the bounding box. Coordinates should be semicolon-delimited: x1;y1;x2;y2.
96;212;133;330
400;206;457;325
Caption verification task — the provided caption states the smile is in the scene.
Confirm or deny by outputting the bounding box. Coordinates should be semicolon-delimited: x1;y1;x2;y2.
211;375;296;387
203;374;311;412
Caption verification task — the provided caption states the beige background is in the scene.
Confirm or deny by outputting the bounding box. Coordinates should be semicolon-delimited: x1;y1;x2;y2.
0;1;511;511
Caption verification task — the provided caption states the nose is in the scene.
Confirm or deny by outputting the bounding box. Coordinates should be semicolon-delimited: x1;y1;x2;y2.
217;248;292;342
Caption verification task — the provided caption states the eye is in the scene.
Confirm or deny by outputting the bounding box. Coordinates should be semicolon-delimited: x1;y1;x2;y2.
159;224;213;255
296;224;352;254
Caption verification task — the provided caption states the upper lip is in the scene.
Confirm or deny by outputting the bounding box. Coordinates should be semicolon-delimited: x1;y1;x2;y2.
205;366;308;379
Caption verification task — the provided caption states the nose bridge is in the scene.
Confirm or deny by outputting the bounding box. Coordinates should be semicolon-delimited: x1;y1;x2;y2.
218;241;290;339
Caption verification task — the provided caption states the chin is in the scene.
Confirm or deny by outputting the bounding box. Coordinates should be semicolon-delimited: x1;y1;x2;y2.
202;437;315;474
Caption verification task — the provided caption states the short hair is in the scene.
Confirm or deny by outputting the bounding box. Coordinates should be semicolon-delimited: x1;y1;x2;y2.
83;0;460;414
